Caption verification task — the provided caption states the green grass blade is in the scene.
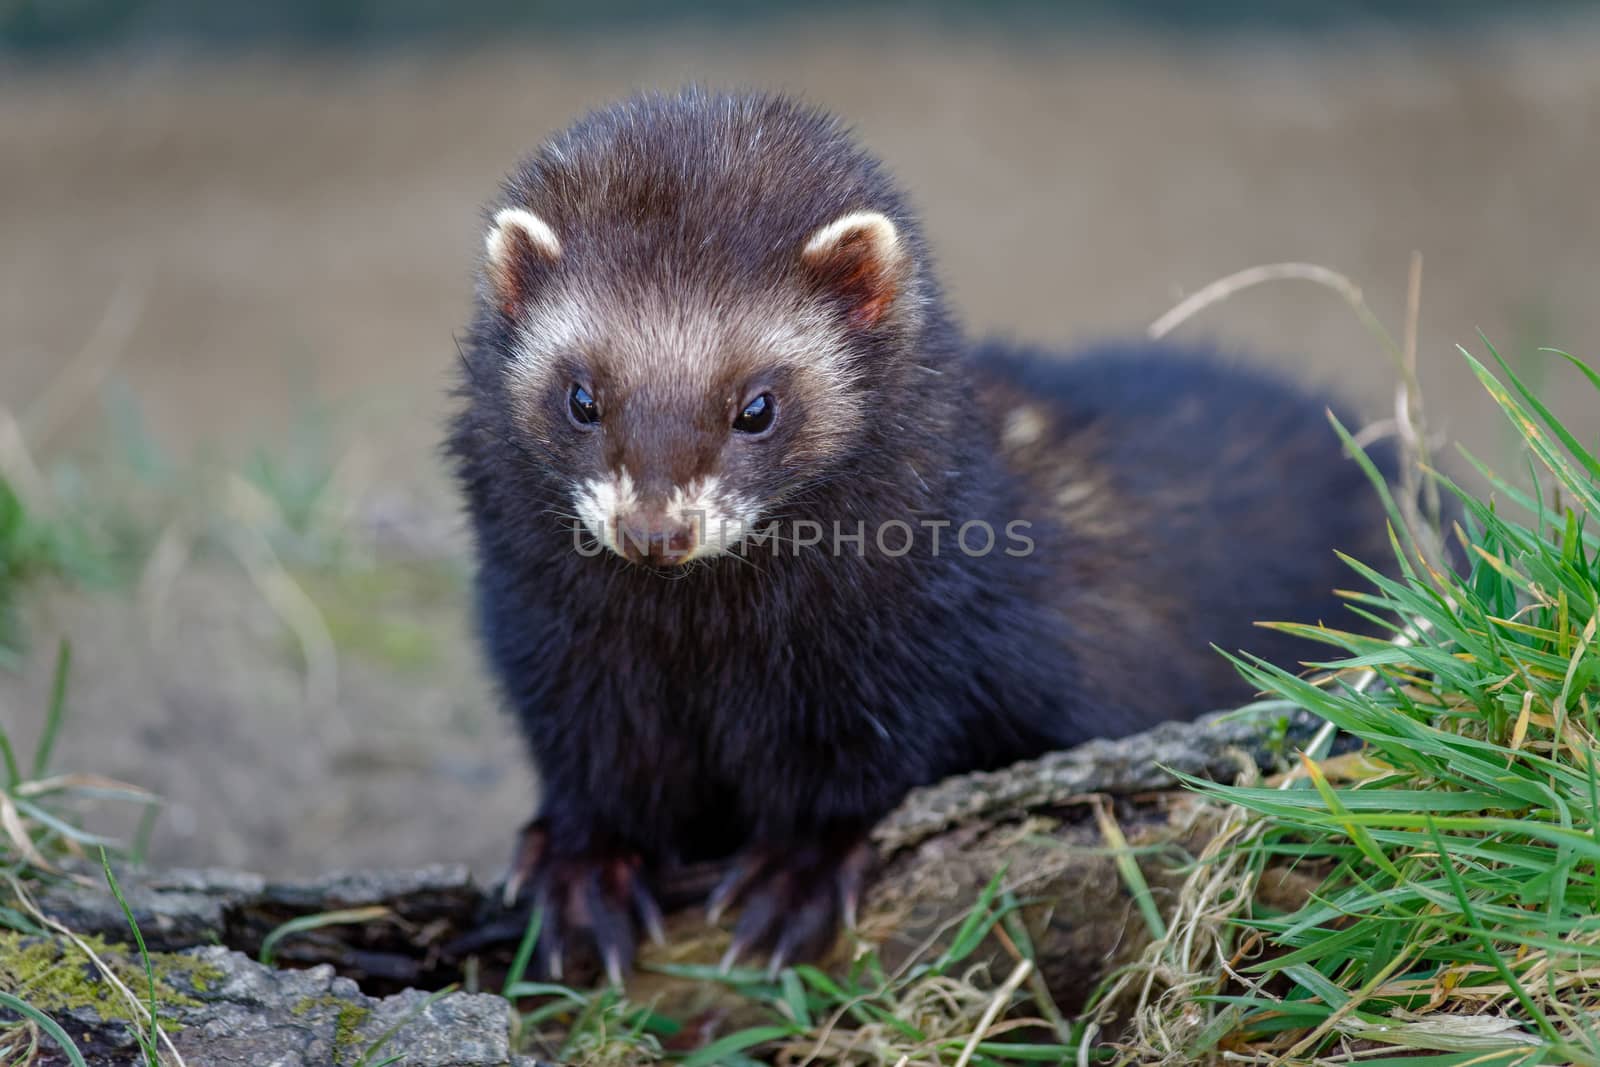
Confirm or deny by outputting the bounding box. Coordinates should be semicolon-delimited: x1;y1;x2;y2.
678;1024;801;1067
0;991;93;1067
100;847;161;1064
502;904;543;997
353;984;457;1067
31;641;71;778
1423;819;1561;1047
258;905;392;967
0;725;20;791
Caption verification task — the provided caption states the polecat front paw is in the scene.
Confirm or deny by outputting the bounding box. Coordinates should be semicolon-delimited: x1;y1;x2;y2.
706;833;873;975
503;819;665;986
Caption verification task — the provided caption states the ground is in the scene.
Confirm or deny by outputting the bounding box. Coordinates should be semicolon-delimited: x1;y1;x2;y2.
2;13;1599;879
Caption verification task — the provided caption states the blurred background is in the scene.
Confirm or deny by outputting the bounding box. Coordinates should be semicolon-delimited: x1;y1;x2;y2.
2;1;1597;879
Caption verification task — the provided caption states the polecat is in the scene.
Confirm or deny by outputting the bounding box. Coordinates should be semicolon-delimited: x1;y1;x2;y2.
447;89;1395;981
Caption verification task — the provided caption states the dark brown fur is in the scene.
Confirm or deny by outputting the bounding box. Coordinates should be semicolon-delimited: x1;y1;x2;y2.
447;89;1396;975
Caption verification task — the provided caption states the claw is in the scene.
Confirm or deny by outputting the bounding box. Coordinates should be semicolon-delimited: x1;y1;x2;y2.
581;868;636;985
498;819;657;984
720;878;778;973
718;933;749;975
503;821;548;907
707;853;762;924
633;881;667;946
707;832;873;972
541;936;565;982
765;940;793;981
838;842;871;931
603;944;625;988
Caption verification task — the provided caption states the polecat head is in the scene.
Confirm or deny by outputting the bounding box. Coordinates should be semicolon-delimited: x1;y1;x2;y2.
472;90;942;568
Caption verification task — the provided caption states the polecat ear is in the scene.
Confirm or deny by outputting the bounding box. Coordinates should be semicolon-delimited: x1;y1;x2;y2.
801;211;908;330
484;207;562;317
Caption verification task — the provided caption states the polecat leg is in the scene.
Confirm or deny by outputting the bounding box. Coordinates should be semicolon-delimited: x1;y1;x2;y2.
504;819;664;985
708;831;873;975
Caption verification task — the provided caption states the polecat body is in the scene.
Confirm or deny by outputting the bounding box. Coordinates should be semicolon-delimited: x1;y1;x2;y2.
448;90;1394;977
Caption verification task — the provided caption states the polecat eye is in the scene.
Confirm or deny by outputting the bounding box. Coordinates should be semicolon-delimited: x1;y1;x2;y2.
733;393;776;435
568;384;601;427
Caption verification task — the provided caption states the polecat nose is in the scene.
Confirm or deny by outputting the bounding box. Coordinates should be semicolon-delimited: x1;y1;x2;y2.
616;512;696;566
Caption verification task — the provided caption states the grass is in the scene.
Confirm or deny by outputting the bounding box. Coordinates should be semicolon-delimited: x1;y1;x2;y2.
6;265;1598;1063
1097;342;1600;1065
489;872;1078;1066
0;376;469;1065
641;873;1077;1067
0;990;91;1067
0;644;174;1065
497;905;697;1064
5;338;1595;1063
0;471;110;667
0;643;159;888
1;380;469;711
102;848;174;1066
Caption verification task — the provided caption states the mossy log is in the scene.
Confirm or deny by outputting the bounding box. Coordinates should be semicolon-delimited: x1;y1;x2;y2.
13;709;1315;1065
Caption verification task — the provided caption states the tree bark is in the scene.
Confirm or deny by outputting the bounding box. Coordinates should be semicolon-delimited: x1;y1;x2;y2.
15;708;1308;1065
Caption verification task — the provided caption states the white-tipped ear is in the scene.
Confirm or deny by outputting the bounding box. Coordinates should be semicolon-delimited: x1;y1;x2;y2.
485;207;562;316
803;211;900;264
800;210;908;330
